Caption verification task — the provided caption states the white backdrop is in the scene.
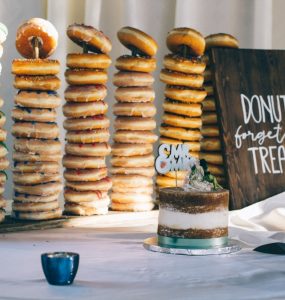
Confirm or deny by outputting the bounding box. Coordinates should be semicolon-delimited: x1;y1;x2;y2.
0;0;283;202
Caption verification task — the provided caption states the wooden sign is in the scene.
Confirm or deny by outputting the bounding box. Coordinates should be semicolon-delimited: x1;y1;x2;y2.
210;48;285;209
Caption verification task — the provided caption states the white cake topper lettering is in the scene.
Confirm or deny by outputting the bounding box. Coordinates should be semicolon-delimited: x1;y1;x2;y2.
155;144;196;174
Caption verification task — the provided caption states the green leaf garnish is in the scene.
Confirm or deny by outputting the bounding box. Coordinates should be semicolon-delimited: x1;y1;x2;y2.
0;142;8;150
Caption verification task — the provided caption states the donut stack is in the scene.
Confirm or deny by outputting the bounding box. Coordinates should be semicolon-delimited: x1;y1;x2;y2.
0;23;8;223
200;33;239;187
63;24;112;216
111;27;158;212
11;18;62;221
157;28;206;189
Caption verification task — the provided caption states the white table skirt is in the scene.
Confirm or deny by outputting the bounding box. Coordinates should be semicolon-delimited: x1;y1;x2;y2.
1;192;285;300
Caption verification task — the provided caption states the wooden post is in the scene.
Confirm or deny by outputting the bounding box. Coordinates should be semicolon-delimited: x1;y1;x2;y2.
31;37;40;59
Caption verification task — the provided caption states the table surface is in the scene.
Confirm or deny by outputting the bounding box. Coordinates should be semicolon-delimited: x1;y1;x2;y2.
0;222;284;300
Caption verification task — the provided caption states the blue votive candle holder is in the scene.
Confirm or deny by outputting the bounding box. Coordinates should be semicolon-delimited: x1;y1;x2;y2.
41;252;79;285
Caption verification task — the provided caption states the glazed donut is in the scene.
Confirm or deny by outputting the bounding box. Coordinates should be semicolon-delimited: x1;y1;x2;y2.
156;175;184;188
64;85;107;102
14;75;61;91
114;117;156;131
199;152;223;165
66;53;111;69
111;154;154;167
64;201;109;216
12;122;59;139
163;100;202;117
16;18;58;59
66;177;112;192
67;24;112;54
14;138;61;155
113;130;157;144
205;33;239;50
14;162;60;174
64;168;107;182
160;126;201;141
65;143;111;157
164;171;188;180
112;185;153;194
0;130;7;142
0;173;7;184
160;69;204;88
111;192;153;203
14;193;60;203
113;71;154;87
64;189;107;203
13;151;61;162
115;87;154;103
165;86;206;103
163;54;206;74
162;113;201;129
201;125;220;137
63;155;106;169
12;200;59;212
111;202;154;212
14;182;62;196
15;91;61;109
0;157;9;170
113;103;156;117
0;114;6;128
12;107;56;122
207;164;225;176
159;137;201;152
0;144;8;158
204;84;214;96
202;112;218;124
66;129;109;144
117;26;157;56
111;143;153;157
63;115;109;131
201;138;221;151
12;59;60;75
0;22;8;44
65;69;107;85
13;172;61;185
204;68;212;82
202;97;216;111
167;27;205;56
115;55;156;73
63;101;108;118
12;208;62;220
112;175;152;188
110;167;155;177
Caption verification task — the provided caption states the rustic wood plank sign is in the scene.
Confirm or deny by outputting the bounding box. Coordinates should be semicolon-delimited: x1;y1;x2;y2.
210;48;285;209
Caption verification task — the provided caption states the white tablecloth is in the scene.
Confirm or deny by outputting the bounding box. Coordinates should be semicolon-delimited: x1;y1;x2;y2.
1;193;285;300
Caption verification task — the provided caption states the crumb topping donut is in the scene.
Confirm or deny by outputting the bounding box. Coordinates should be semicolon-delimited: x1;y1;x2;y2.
162;113;202;129
14;138;61;154
65;143;111;157
14;162;60;173
167;27;205;56
13;151;61;162
201;138;221;151
63;101;108;118
164;86;207;103
64;189;108;203
66;53;111;69
160;126;201;141
111;154;154;168
12;122;59;139
205;33;239;50
115;87;154;103
13;193;60;203
63;155;105;169
202;97;216;111
64;115;109;131
160;69;204;88
66;177;112;192
113;71;154;87
14;75;61;91
110;167;155;177
64;168;107;182
65;69;107;85
15;90;61;109
201;125;220;137
113;103;156;117
66;129;110;143
115;55;156;73
163;100;202;117
64;85;107;102
13;172;61;185
117;26;158;56
67;24;112;54
111;143;153;156
12;200;59;212
14;182;62;196
16;18;58;59
12;59;60;75
113;130;157;144
12;107;57;122
163;54;206;74
114;117;156;131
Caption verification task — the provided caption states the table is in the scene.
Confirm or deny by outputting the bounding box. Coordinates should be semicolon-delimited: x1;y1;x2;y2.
0;220;285;300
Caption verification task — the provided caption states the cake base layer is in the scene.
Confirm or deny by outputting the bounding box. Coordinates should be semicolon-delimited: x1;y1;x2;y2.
157;234;228;249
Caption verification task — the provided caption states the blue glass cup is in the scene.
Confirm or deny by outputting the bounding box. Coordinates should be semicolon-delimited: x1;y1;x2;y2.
41;252;79;285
